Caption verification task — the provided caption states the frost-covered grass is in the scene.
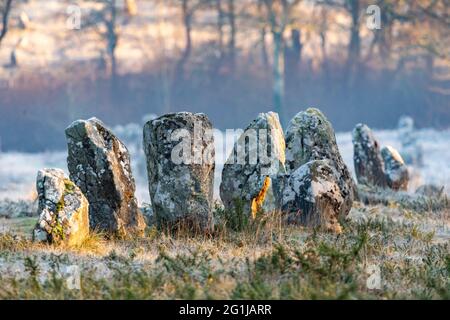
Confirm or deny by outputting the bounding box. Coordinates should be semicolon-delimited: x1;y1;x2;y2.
0;201;448;300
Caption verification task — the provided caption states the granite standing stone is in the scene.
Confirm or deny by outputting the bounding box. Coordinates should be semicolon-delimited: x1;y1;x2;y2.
143;112;215;229
352;124;387;188
66;118;145;237
220;112;286;217
285;108;355;218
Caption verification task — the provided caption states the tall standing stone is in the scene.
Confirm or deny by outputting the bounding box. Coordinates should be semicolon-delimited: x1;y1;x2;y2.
285;108;355;217
381;146;409;191
220;112;286;217
33;169;89;246
143;112;215;229
352;124;387;188
66;118;145;237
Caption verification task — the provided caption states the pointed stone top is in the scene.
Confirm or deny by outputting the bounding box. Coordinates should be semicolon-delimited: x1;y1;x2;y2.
352;123;380;147
66;117;103;129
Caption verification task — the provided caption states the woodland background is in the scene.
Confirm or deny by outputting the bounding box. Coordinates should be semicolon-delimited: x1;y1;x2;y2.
0;0;449;151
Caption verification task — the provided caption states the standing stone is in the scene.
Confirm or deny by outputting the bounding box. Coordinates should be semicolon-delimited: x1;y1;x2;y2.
285;108;355;217
281;160;344;233
398;116;423;166
143;112;215;229
352;124;387;188
66;118;145;237
381;146;409;191
33;169;89;246
220;112;286;217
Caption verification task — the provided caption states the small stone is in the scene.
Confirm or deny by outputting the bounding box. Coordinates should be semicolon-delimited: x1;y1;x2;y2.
352;124;387;187
33;169;89;246
220;112;286;217
281;160;344;233
381;146;409;191
143;112;215;230
66;118;145;237
285;108;355;218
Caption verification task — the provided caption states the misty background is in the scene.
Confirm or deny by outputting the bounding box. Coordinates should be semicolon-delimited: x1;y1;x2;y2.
0;0;449;152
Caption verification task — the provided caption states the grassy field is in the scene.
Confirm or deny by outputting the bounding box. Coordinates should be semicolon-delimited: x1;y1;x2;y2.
0;192;448;300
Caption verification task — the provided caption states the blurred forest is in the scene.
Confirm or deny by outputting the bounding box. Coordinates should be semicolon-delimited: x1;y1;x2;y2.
0;0;449;151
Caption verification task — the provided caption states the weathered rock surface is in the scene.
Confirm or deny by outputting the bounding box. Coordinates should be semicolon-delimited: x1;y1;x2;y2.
285;108;355;217
220;112;286;217
381;146;409;191
33;169;89;245
66;118;145;237
281;160;344;233
352;124;387;187
143;112;215;229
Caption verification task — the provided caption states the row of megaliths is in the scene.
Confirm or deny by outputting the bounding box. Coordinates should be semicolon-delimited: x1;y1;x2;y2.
33;108;359;245
142;109;356;234
352;124;409;191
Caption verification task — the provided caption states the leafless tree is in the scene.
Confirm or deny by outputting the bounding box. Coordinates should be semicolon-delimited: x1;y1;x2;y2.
261;0;301;124
227;0;236;69
315;1;364;83
174;0;207;81
0;0;13;48
82;0;123;81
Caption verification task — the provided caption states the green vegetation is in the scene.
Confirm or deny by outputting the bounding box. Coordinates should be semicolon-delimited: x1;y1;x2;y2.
0;198;448;300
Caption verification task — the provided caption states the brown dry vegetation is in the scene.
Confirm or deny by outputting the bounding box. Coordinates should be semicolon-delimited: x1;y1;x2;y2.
0;191;448;300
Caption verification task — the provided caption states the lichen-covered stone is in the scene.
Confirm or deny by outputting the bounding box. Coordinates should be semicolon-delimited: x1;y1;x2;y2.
220;112;286;217
143;112;215;229
285;108;355;217
381;146;409;191
352;124;387;187
33;169;89;246
281;160;344;233
66;118;145;237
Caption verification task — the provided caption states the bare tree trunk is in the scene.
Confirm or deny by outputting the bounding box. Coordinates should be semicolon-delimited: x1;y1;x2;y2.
0;0;13;48
345;0;361;87
106;0;118;81
213;0;225;75
290;28;302;68
378;2;393;62
175;0;192;81
257;2;269;71
260;27;269;71
272;30;285;122
227;0;236;70
284;28;302;86
216;0;224;53
317;7;328;87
